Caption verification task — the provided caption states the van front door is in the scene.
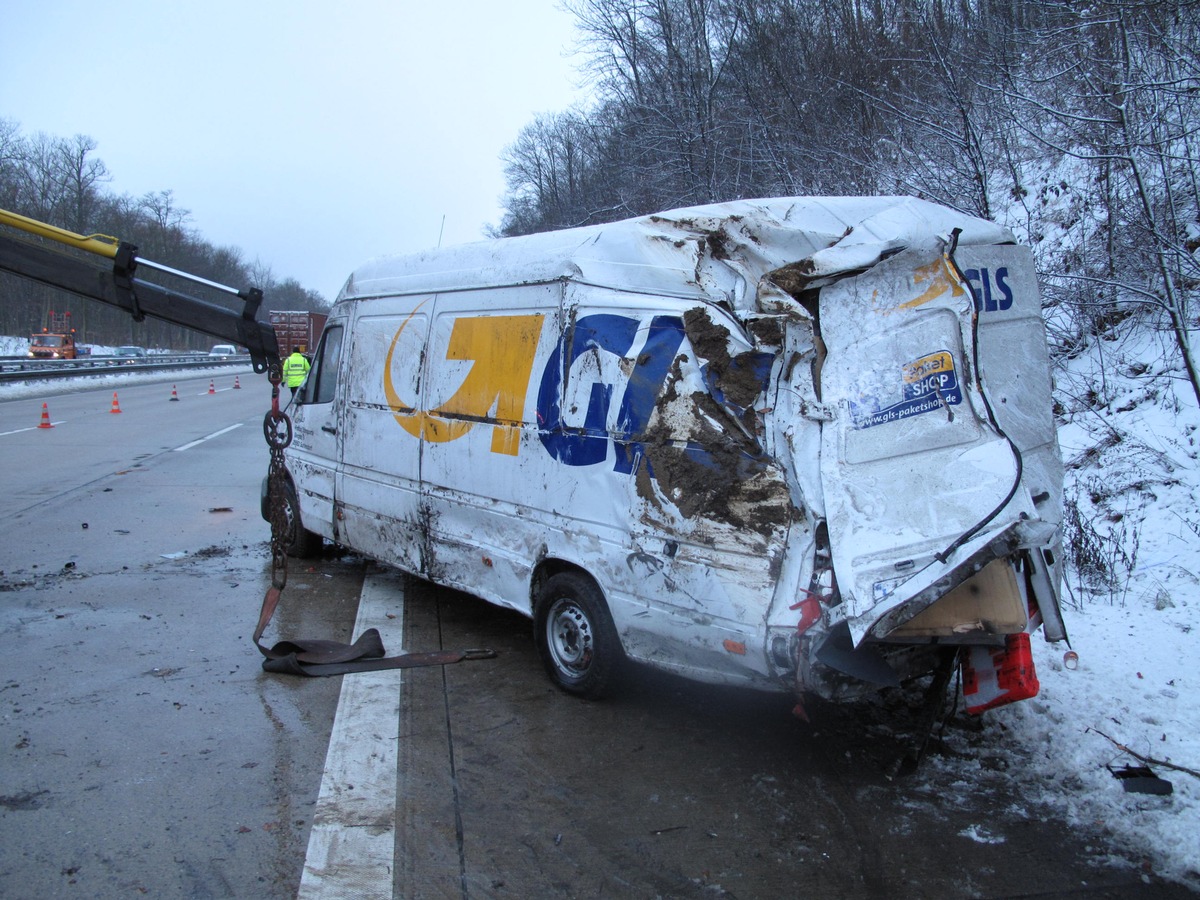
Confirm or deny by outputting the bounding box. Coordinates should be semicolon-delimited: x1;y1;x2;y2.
288;322;345;543
336;304;431;576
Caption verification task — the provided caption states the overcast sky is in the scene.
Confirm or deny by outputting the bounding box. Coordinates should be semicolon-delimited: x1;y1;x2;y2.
1;0;588;302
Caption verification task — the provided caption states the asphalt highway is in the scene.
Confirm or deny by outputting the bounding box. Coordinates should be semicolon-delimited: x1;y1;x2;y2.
0;374;1191;898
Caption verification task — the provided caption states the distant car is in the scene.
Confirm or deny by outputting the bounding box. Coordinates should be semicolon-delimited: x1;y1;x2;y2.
112;345;148;364
208;344;238;357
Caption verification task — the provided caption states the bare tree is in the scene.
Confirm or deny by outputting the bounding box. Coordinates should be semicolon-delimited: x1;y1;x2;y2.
1001;0;1200;405
17;132;72;220
498;107;633;235
564;0;744;209
0;118;23;210
56;134;109;234
139;189;191;233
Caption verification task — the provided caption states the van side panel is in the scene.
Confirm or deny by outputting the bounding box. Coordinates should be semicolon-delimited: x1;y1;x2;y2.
532;294;763;673
349;281;796;687
961;245;1062;529
539;286;792;684
416;285;565;613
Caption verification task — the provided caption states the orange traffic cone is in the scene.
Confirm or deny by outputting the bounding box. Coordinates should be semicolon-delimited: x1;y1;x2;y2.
109;392;122;414
37;402;54;429
233;376;241;390
169;385;179;401
208;380;216;394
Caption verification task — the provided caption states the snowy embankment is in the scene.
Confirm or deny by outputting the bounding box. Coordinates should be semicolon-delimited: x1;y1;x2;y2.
935;322;1199;887
0;336;254;403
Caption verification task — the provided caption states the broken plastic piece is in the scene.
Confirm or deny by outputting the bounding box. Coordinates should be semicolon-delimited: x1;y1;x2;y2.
1109;764;1173;796
962;633;1039;714
790;591;822;635
815;622;900;687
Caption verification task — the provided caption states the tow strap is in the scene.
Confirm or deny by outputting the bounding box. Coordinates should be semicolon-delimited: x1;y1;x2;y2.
255;374;495;678
253;583;496;677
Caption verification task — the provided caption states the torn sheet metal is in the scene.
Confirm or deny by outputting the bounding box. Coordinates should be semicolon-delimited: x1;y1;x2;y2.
285;195;1065;709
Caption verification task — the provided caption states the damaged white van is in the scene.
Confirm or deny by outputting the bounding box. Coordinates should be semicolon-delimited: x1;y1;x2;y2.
272;196;1067;715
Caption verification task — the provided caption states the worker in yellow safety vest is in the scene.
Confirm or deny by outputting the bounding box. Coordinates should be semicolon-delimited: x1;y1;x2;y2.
283;346;311;398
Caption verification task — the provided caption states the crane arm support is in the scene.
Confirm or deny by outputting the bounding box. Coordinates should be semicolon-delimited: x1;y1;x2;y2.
0;207;121;259
0;230;280;375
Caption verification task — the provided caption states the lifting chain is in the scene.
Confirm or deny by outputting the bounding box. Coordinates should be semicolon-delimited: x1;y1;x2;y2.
251;365;496;675
264;369;292;592
253;367;292;650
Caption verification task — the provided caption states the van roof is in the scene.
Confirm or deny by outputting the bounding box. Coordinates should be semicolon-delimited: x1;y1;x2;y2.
337;196;1012;311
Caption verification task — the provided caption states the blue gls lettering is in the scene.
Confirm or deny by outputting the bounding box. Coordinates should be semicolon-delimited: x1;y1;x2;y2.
537;314;686;470
538;314;638;466
995;267;1014;310
964;267;1013;313
612;317;687;474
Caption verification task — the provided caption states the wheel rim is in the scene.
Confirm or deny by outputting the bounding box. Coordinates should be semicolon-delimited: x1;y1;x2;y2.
282;490;299;544
545;597;593;678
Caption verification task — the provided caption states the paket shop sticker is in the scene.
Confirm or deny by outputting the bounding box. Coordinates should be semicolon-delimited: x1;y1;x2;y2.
849;350;963;430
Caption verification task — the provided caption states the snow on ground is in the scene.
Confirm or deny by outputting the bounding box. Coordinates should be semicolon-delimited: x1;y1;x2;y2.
0;335;254;404
933;319;1200;888
1;334;115;357
0;364;255;405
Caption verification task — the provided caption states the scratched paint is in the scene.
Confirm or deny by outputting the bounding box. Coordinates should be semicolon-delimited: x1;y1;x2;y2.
385;312;544;454
284;197;1066;705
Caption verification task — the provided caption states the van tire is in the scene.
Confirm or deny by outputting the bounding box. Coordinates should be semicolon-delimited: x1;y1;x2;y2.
534;572;621;700
282;480;322;558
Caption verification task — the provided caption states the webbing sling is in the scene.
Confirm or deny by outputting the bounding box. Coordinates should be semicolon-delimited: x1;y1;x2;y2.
253;585;495;677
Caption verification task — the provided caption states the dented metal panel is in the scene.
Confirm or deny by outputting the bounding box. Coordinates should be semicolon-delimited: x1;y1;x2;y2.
816;240;1034;644
286;196;1065;708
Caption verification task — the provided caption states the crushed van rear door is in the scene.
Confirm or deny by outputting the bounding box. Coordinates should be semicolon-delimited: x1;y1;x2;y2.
816;240;1041;645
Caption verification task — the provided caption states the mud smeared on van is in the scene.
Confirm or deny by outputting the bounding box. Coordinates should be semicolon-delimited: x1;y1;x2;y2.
630;306;791;538
682;307;771;423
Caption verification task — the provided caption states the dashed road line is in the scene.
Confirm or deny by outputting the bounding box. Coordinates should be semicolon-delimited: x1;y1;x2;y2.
1;422;65;435
172;423;243;451
298;570;405;900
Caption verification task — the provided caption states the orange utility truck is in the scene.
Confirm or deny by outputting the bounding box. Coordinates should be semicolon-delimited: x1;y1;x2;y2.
28;311;82;359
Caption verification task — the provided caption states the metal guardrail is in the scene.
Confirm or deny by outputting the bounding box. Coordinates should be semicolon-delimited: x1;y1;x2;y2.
0;354;253;382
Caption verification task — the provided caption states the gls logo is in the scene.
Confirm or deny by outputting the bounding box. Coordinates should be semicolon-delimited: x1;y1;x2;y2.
963;267;1013;313
895;259;1015;314
537;314;686;473
385;312;692;466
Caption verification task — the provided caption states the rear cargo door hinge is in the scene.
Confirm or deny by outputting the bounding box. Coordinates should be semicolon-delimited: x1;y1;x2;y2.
800;400;834;422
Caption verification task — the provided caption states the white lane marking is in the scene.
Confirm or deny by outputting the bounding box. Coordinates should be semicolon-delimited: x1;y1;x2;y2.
1;422;65;435
298;570;404;900
172;423;242;451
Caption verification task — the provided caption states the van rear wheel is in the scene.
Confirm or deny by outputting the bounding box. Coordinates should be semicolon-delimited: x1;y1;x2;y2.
534;572;621;699
282;480;322;558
